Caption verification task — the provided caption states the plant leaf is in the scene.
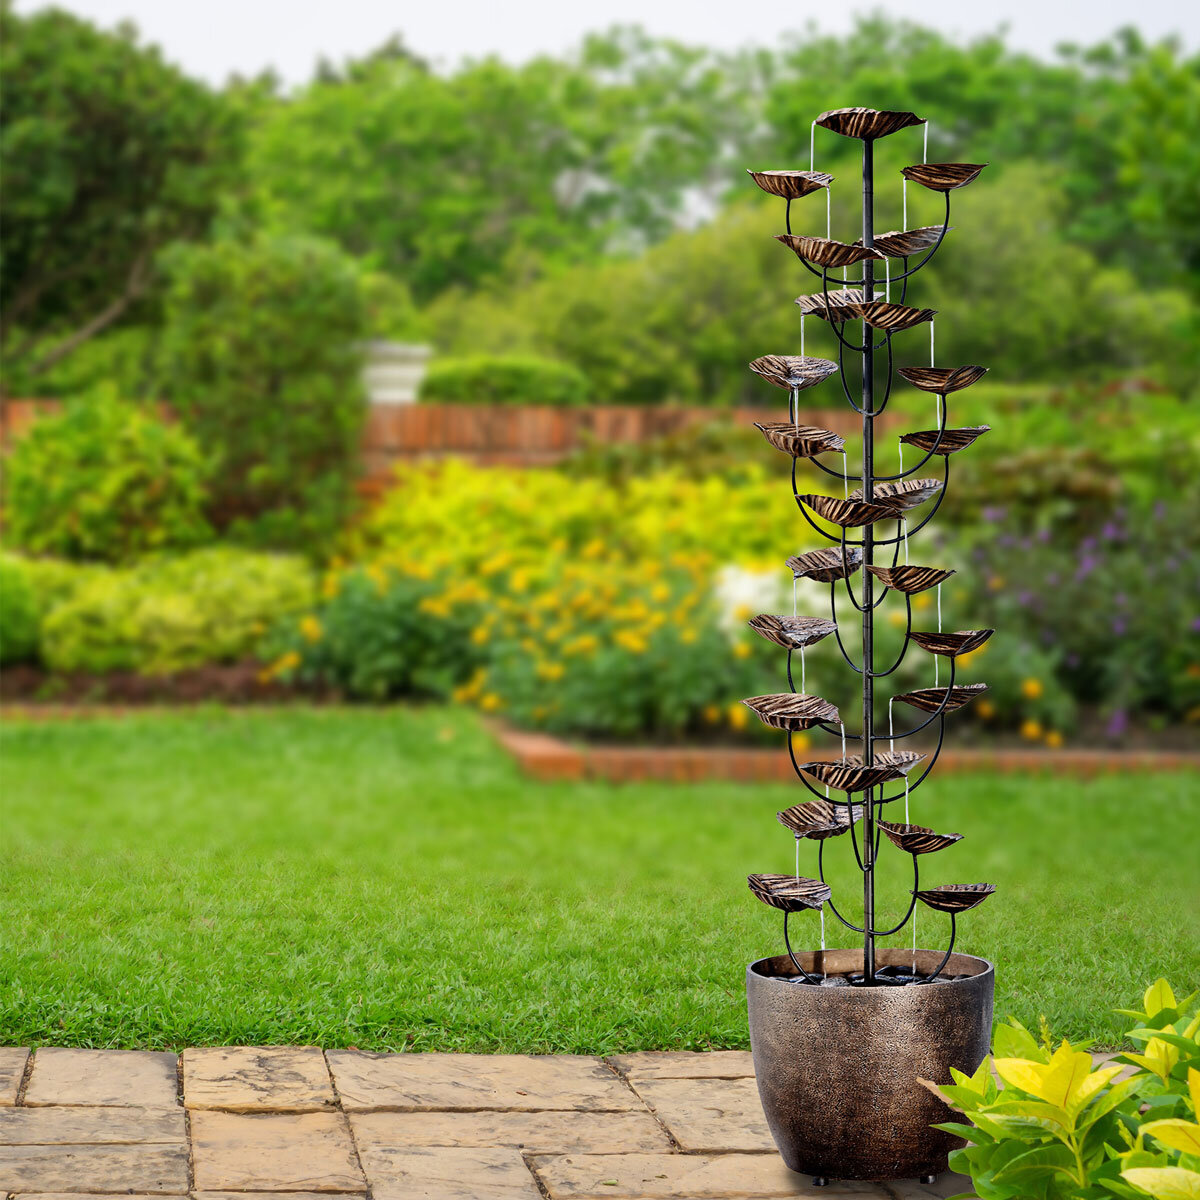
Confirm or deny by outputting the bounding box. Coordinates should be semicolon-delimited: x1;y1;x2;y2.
1122;1166;1200;1199
1146;980;1178;1018
993;1141;1079;1181
1142;1119;1200;1156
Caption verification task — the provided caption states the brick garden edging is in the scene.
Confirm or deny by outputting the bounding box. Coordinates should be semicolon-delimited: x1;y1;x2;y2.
492;724;1200;782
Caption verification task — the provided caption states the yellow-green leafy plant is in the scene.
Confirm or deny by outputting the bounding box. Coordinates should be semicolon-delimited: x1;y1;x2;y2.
923;979;1199;1199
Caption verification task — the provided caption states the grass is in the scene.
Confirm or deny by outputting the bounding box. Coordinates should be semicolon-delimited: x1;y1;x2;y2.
1;706;1196;1052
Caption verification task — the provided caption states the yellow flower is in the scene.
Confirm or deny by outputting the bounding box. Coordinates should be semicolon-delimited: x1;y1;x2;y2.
888;609;908;628
733;603;752;622
537;661;565;682
988;575;1006;591
321;573;340;600
299;615;322;644
1020;677;1044;700
792;732;810;751
703;704;720;724
470;626;489;646
365;563;387;593
270;650;301;677
976;699;995;720
480;693;503;712
1044;729;1063;749
912;593;931;612
615;630;648;655
734;642;752;660
680;628;698;645
565;634;599;657
1020;718;1042;741
727;703;748;730
651;582;671;604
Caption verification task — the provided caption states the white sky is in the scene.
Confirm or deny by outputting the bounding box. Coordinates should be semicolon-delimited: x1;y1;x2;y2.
13;0;1199;86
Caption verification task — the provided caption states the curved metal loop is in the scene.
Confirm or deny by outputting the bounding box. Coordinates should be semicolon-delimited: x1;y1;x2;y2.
782;910;823;984
917;912;957;984
869;456;952;546
829;580;864;674
817;840;918;937
788;732;854;805
868;592;912;678
877;717;946;802
873;393;951;482
791;459;842;544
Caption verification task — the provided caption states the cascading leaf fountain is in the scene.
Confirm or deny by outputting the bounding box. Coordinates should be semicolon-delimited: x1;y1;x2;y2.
741;107;998;1187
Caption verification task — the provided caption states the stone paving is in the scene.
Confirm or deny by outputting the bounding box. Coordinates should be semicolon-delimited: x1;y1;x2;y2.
0;1046;973;1198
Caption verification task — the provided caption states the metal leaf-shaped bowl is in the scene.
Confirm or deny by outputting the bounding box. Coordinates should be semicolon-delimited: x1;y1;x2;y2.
742;693;840;731
899;365;988;394
879;822;963;856
901;163;987;191
913;883;995;913
910;628;995;658
747;169;833;199
849;478;943;510
797;759;908;793
840;750;927;775
777;799;863;840
865;564;955;594
749;354;839;392
748;873;832;912
756;422;846;459
857;226;945;258
858;301;937;332
900;426;991;455
893;682;989;714
787;546;863;582
748;614;838;650
817;108;924;140
795;288;866;323
797;493;901;528
775;234;884;268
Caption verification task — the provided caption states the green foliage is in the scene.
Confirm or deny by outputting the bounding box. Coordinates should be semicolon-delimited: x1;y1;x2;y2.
419;355;590;406
0;554;39;665
156;234;367;553
2;393;213;563
246;28;756;300
0;5;240;378
931;980;1200;1200
428;170;1186;406
40;547;314;675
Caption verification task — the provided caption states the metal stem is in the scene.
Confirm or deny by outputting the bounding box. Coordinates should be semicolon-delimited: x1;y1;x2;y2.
860;137;876;984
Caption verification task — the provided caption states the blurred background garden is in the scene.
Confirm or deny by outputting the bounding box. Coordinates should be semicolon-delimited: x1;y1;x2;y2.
0;1;1197;1048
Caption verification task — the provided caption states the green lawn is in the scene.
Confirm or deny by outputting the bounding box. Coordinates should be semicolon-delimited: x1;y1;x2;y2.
1;707;1196;1051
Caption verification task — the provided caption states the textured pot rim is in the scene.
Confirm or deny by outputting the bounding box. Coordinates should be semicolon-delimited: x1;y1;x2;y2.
748;947;995;996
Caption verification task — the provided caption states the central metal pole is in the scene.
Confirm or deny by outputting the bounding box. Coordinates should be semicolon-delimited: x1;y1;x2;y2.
860;137;877;984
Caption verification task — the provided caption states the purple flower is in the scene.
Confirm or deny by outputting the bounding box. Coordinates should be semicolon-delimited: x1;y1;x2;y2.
1037;529;1051;543
1101;522;1121;540
1075;554;1098;581
1081;537;1097;552
1191;616;1200;633
982;506;1007;522
1066;653;1079;668
1018;591;1034;607
1106;709;1128;737
1111;617;1126;635
1114;593;1127;607
1046;572;1060;585
1154;500;1167;520
1165;558;1178;573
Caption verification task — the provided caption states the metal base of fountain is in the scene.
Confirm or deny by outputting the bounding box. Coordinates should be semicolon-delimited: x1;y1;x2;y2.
747;947;994;1181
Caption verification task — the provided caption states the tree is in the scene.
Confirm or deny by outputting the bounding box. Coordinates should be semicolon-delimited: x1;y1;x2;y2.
0;5;241;383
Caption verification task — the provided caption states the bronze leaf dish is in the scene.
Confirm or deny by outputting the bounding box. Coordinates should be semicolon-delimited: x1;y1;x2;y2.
795;288;867;323
909;628;995;658
893;682;990;714
748;614;838;650
797;493;903;528
817;107;924;140
756;422;846;459
797;759;909;793
742;693;841;731
749;354;839;392
850;477;943;510
842;750;927;775
879;822;963;855
902;163;987;191
913;883;996;913
865;564;955;593
787;546;863;582
899;365;988;394
857;226;946;258
747;169;833;199
775;234;884;268
777;800;863;840
748;873;832;912
900;426;991;455
858;301;938;332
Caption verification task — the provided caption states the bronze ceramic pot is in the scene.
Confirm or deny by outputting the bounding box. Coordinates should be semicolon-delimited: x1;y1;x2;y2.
746;947;994;1182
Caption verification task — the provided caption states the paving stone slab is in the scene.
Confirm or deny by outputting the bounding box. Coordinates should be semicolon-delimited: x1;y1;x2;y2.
0;1143;188;1193
327;1052;637;1112
22;1049;178;1109
195;1194;365;1199
189;1109;365;1191
628;1076;773;1152
0;1104;185;1144
608;1051;756;1081
350;1107;671;1155
183;1046;336;1111
358;1145;542;1200
11;1194;185;1199
0;1049;29;1107
533;1153;970;1198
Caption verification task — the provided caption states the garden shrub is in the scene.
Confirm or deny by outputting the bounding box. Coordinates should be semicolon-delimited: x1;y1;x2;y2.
418;355;590;406
157;233;367;554
2;392;212;563
0;554;39;665
928;978;1200;1200
41;547;314;675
